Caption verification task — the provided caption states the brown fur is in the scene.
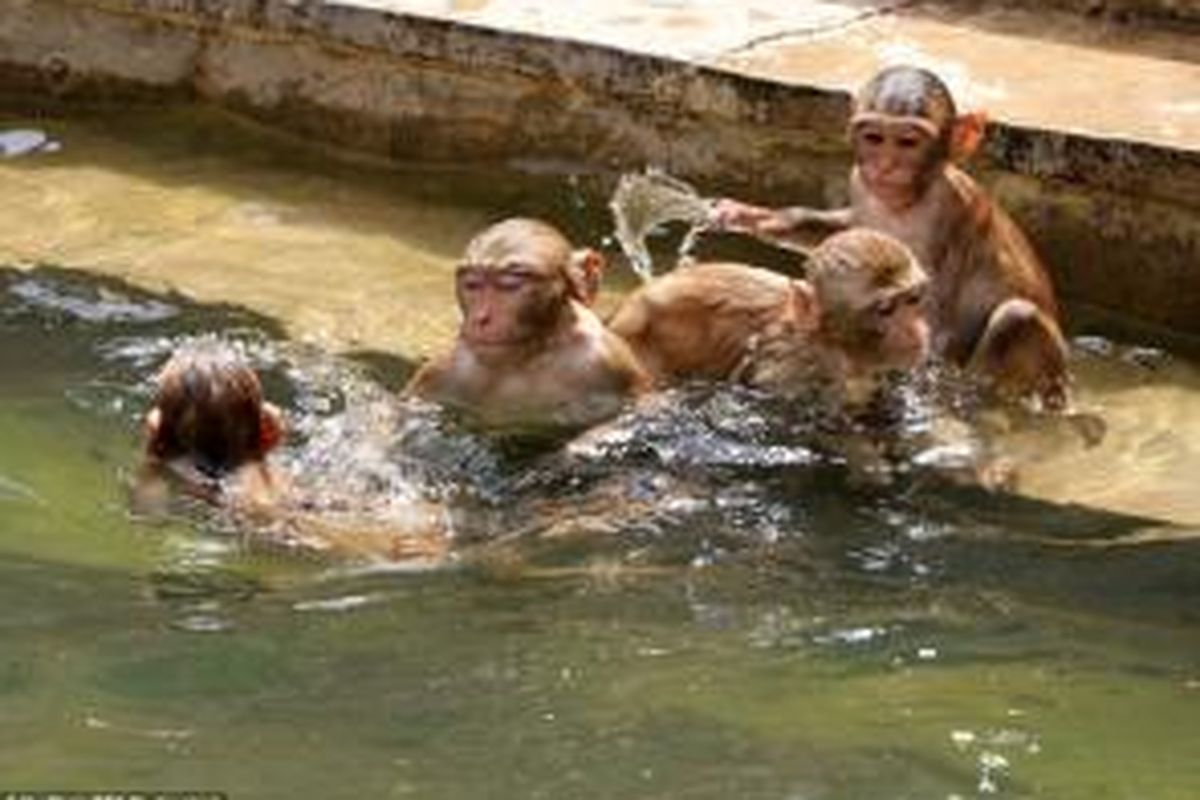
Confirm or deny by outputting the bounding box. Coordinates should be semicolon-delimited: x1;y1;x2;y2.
609;229;929;406
713;65;1070;408
136;341;285;514
404;218;651;430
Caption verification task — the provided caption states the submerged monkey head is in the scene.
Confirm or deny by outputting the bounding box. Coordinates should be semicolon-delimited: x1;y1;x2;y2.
144;340;282;476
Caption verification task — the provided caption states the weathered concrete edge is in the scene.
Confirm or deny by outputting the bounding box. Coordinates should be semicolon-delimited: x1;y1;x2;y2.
6;1;1200;197
1;0;1198;336
981;0;1200;30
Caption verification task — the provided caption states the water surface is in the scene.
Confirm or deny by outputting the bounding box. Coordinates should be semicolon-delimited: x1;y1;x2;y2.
1;105;1199;800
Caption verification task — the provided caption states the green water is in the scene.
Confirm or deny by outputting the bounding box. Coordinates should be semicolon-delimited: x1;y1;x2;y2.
1;105;1200;799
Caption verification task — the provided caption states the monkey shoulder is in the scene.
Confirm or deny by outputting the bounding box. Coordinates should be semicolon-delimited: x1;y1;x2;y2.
507;305;639;393
404;350;471;400
943;167;1057;309
134;455;286;515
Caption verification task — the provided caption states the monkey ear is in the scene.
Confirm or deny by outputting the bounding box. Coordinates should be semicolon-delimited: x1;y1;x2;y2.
259;403;285;454
951;111;988;162
788;280;821;333
567;248;605;306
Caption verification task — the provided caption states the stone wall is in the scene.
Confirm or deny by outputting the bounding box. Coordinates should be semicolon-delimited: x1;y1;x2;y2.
965;0;1200;28
1;0;1197;339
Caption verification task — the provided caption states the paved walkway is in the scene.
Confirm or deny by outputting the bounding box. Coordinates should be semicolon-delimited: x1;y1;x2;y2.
363;0;1200;151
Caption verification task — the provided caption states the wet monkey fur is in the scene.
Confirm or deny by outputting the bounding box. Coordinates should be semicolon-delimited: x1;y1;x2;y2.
404;218;651;431
608;228;930;409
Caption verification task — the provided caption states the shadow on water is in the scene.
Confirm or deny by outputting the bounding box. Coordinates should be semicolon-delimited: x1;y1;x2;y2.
0;261;428;414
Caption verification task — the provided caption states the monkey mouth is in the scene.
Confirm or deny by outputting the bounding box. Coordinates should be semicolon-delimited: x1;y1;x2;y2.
466;333;531;349
868;178;914;196
871;185;919;212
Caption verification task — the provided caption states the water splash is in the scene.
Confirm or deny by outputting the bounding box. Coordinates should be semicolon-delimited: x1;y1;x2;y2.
609;168;714;281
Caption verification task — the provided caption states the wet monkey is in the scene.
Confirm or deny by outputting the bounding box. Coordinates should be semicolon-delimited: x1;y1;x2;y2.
136;341;285;510
608;228;930;408
135;342;451;563
404;218;651;430
713;65;1070;409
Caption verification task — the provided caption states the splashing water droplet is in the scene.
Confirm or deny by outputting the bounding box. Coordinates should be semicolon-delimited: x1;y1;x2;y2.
609;169;713;281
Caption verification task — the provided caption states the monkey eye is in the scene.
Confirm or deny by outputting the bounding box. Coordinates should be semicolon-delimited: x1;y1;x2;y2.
456;266;488;291
494;271;533;292
897;135;922;150
861;130;885;146
874;286;925;318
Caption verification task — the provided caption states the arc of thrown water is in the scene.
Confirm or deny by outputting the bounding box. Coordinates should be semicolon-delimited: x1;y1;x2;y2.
608;168;810;282
609;169;716;283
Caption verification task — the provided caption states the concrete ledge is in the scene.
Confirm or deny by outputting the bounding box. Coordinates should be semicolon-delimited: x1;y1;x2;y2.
973;0;1200;28
1;0;1198;338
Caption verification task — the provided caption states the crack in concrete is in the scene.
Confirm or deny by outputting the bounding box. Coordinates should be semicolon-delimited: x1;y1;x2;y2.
717;0;921;59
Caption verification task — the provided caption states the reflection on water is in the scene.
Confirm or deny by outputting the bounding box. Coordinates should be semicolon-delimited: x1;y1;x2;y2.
1;106;1200;798
1000;339;1200;528
0;127;59;158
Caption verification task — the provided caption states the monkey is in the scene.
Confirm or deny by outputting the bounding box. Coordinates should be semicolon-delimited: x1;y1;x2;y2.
711;65;1071;411
134;340;449;563
607;228;930;410
404;217;652;432
136;340;286;511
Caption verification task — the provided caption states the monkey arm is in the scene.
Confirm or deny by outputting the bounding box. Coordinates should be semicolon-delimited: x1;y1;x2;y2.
710;199;852;253
743;206;855;255
767;206;854;238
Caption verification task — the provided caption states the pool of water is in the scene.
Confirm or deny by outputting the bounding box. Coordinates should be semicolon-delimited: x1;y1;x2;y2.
2;104;1200;799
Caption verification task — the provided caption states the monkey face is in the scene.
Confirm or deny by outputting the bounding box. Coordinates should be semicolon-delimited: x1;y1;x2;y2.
823;278;929;373
811;228;932;373
456;262;565;350
852;120;941;211
868;283;931;370
456;218;577;353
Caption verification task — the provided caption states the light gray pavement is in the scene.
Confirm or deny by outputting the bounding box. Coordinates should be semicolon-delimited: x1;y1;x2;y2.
361;0;1200;151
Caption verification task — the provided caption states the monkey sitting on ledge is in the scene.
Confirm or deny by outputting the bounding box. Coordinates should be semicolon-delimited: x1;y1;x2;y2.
712;65;1071;413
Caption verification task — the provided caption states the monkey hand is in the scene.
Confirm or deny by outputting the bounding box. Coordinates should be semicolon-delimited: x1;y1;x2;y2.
707;199;778;234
